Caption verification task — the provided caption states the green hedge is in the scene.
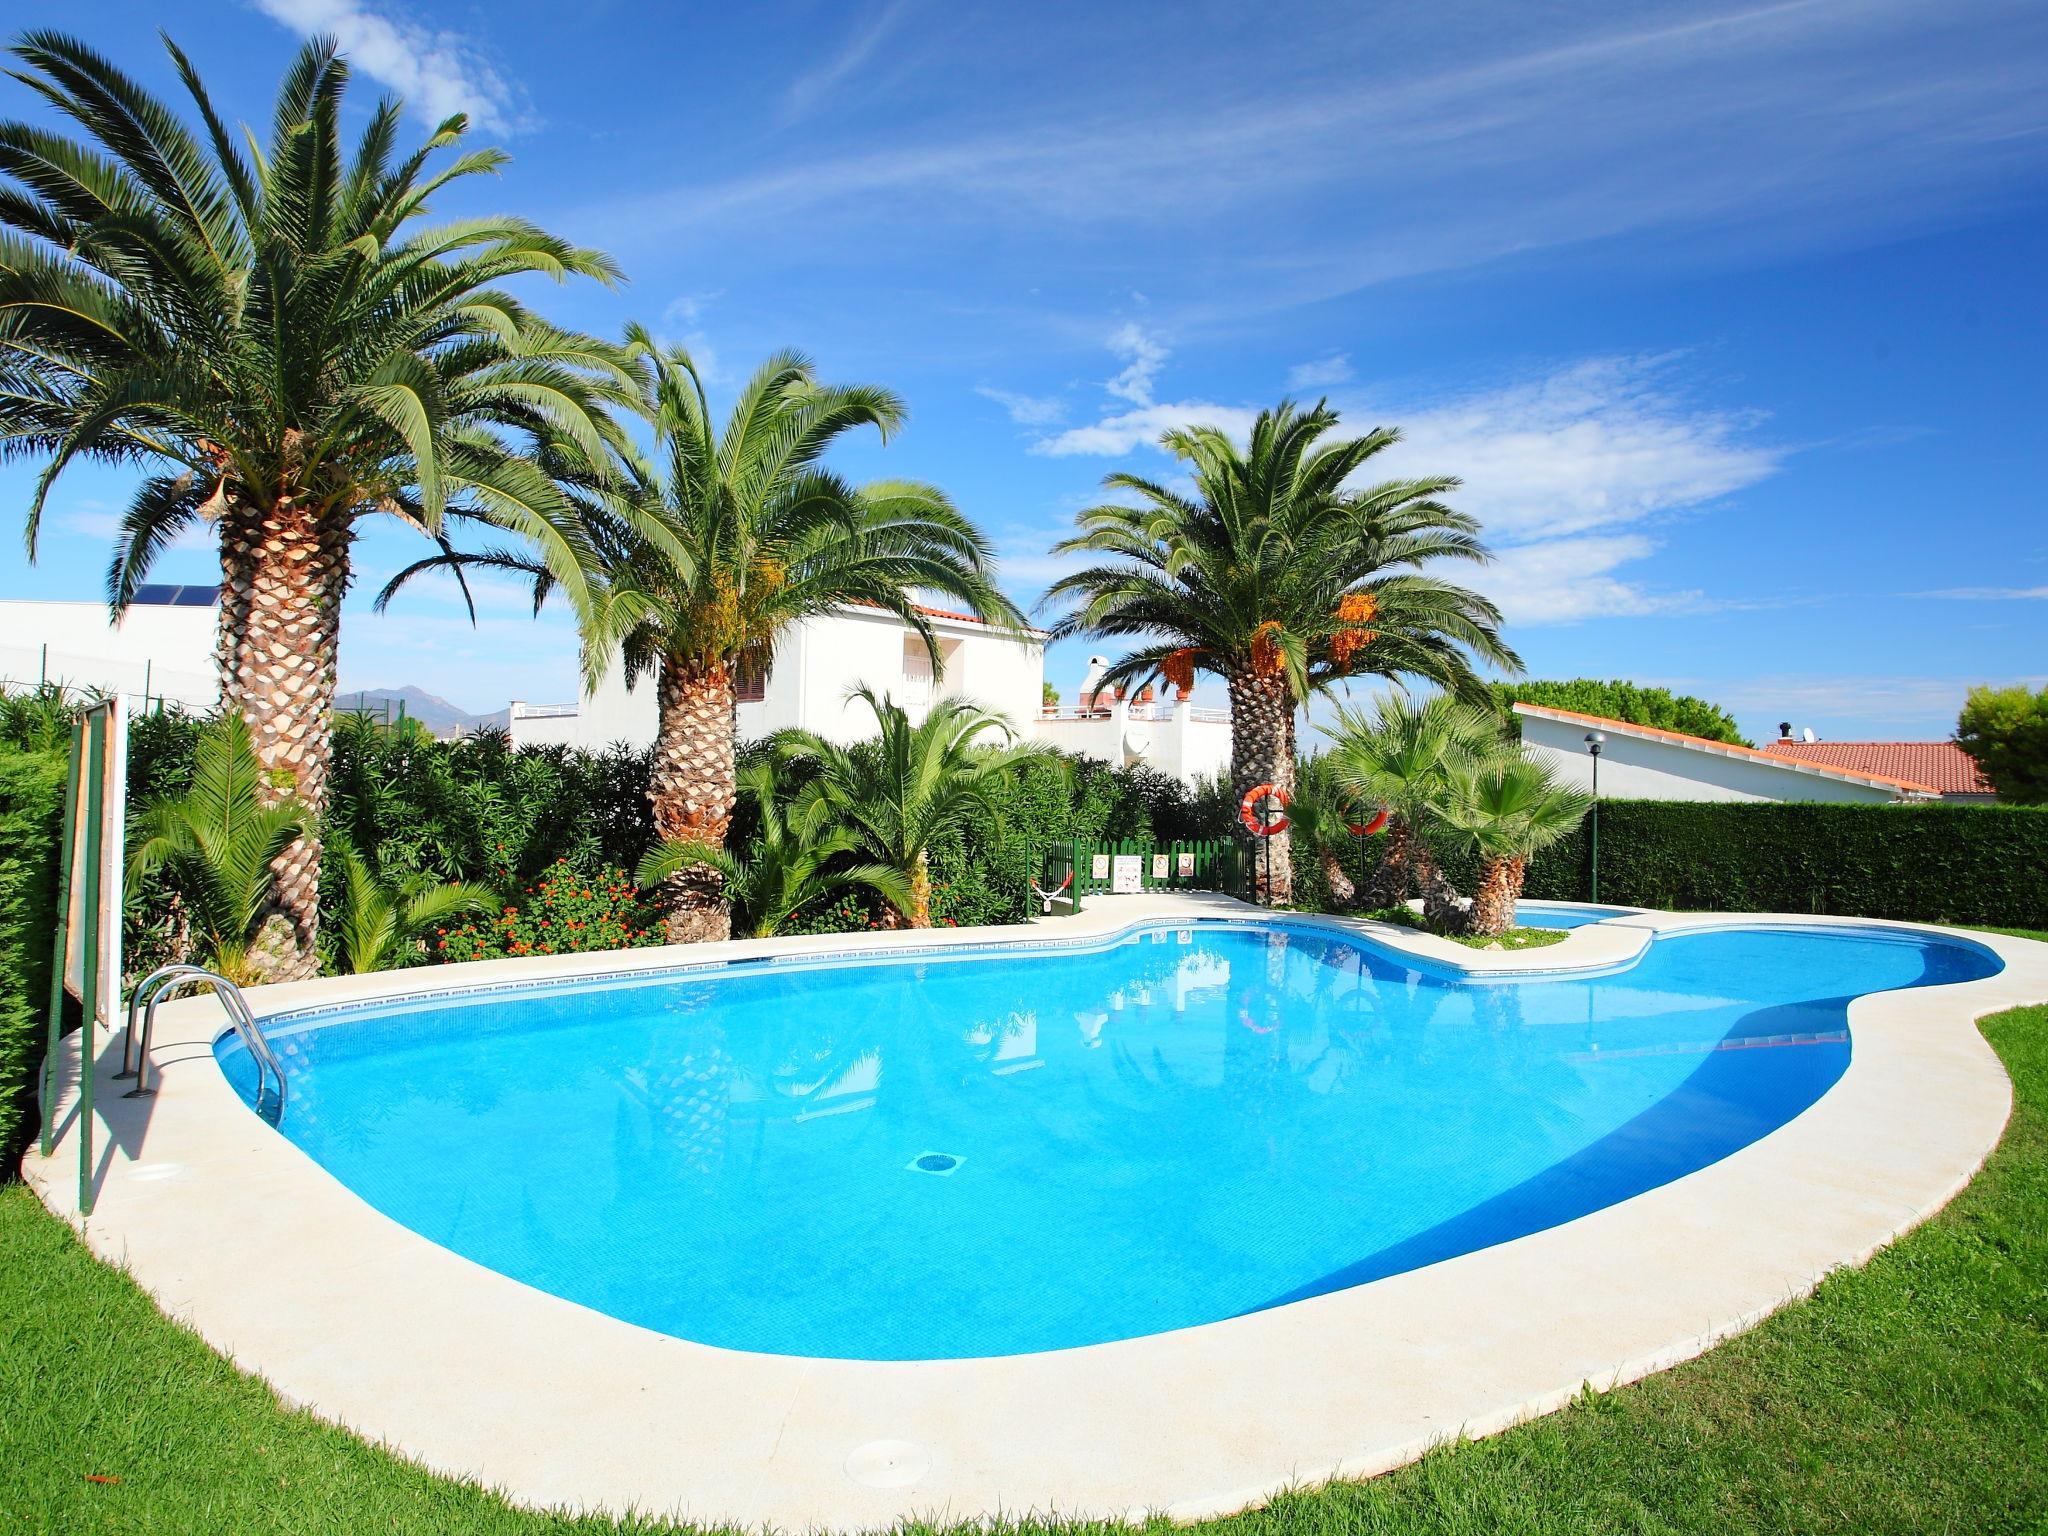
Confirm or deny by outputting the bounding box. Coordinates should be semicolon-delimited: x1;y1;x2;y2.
1495;800;2048;929
0;749;68;1173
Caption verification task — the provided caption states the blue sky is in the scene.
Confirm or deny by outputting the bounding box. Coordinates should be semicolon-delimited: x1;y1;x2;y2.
4;0;2044;741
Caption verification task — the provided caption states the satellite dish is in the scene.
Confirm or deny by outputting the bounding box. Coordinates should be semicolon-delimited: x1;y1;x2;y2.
1802;727;1818;743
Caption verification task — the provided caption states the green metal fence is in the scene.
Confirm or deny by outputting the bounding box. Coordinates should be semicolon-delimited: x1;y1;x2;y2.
1039;837;1248;913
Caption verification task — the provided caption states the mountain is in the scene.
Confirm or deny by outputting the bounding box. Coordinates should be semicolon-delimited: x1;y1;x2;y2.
335;687;493;737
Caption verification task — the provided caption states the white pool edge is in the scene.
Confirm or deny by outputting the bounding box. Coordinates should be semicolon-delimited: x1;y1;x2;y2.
22;895;2045;1532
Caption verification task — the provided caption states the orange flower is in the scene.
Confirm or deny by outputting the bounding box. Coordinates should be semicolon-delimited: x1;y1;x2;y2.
1249;622;1285;677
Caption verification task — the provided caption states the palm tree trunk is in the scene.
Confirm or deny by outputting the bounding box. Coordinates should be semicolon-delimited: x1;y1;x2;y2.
1321;850;1356;909
1467;856;1518;937
1421;860;1468;934
909;851;933;929
1362;815;1413;908
1227;670;1296;905
649;655;737;943
215;500;345;982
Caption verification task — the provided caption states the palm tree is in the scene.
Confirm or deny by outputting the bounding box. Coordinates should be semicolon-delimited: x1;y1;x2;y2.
636;755;909;938
1044;401;1519;905
772;688;1049;928
1330;692;1513;911
0;32;637;978
331;843;494;973
1286;752;1364;910
127;715;308;986
1429;758;1590;937
570;336;1023;942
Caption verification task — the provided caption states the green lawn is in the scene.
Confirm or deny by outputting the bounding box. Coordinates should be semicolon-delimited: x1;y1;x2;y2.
4;976;2045;1532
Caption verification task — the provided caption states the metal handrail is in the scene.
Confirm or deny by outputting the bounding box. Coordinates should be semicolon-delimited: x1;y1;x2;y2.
117;965;288;1121
118;964;214;1081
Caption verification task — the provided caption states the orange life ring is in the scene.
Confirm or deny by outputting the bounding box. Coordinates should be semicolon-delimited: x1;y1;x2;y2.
1347;805;1391;837
1240;783;1290;836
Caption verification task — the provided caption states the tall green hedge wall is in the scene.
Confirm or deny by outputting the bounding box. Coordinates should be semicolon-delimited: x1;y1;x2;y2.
1492;800;2048;929
0;750;68;1170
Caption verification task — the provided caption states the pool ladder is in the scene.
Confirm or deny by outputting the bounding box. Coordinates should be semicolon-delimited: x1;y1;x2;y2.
116;965;289;1123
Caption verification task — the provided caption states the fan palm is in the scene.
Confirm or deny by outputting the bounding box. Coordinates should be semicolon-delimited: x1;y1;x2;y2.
772;688;1049;928
1044;400;1519;905
637;755;910;938
1430;758;1590;937
0;32;637;977
331;842;494;973
1286;752;1365;910
126;714;308;985
1330;691;1513;911
558;336;1022;942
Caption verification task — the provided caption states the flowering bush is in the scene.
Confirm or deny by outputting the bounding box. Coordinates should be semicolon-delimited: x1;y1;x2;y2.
435;860;664;962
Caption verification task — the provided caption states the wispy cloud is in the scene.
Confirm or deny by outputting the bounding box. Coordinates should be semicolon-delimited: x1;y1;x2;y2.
1912;584;2048;600
1286;355;1355;390
253;0;527;134
601;0;2048;304
1031;326;1256;456
1028;340;1783;623
976;386;1067;427
783;0;917;121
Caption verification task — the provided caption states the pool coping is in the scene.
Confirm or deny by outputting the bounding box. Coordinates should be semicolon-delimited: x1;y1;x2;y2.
23;895;2047;1531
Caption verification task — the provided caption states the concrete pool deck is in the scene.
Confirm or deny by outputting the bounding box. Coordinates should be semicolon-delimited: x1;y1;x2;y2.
24;897;2048;1531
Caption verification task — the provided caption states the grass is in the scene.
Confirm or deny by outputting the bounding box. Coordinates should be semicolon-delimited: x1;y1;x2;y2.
3;966;2045;1533
1443;926;1569;951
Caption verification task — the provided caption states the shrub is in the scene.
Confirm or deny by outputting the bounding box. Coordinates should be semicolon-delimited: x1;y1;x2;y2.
435;861;664;962
0;748;68;1170
1494;679;1749;747
1504;800;2048;929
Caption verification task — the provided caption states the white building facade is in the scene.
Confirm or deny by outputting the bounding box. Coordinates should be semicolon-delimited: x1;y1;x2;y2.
1515;703;1938;804
508;610;1235;785
0;586;220;712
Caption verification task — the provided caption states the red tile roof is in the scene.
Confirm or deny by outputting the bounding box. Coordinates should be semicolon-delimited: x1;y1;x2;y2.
1512;703;1943;795
1762;740;1994;797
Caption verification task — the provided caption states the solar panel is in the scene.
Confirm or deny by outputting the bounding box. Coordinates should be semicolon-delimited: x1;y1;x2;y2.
129;583;220;607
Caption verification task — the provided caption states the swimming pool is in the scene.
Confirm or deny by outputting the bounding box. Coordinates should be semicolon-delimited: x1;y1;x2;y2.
1515;901;1635;929
220;918;2000;1361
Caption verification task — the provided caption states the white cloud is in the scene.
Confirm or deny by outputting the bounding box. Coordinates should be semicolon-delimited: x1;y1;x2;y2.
253;0;526;134
784;0;917;121
1030;326;1256;457
976;386;1067;427
1030;343;1782;620
1286;355;1355;390
662;292;722;327
600;0;2048;307
1033;400;1259;458
1913;584;2048;600
1104;324;1169;406
1477;533;1696;626
1360;355;1783;544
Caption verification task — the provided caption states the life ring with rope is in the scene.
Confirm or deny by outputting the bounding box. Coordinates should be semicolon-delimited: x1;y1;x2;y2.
1239;783;1290;837
1345;802;1391;837
1030;869;1074;914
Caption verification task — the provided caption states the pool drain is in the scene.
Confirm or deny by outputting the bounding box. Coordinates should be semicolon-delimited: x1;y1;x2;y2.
908;1151;963;1175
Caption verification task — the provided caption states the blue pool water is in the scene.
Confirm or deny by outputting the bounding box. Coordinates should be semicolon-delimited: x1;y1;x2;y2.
1516;901;1634;929
221;920;1999;1360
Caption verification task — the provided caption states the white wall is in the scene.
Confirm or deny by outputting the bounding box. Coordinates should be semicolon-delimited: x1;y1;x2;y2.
1520;713;1907;804
1030;699;1232;787
0;598;218;711
508;607;1046;752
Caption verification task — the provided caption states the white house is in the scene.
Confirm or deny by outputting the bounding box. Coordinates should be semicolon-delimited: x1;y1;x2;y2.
1031;654;1233;785
1515;703;1939;804
508;611;1236;786
0;585;219;711
510;603;1048;751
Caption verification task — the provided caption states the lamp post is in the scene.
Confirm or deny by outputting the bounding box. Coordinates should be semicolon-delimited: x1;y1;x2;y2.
1584;731;1605;903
